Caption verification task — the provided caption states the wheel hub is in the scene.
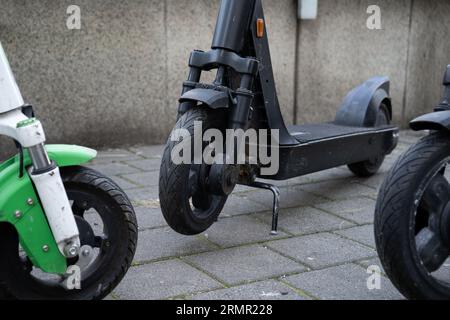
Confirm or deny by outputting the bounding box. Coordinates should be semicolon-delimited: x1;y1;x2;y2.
74;215;96;248
415;173;450;272
207;163;239;196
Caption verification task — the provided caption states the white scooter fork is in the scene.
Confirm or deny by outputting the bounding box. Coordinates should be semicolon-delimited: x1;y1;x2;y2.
27;140;81;258
0;41;80;258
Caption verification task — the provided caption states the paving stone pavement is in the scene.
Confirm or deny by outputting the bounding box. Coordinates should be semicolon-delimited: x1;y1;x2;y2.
87;131;425;300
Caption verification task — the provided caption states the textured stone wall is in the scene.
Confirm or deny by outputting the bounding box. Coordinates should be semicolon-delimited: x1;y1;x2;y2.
296;0;450;127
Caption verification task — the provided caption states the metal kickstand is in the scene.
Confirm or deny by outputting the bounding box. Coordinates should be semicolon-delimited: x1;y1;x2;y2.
247;181;280;235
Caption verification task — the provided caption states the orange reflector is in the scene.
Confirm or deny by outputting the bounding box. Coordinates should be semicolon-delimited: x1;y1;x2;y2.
257;19;265;38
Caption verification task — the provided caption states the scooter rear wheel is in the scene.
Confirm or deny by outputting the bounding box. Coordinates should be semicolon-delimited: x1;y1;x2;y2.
347;104;390;177
0;166;137;300
159;107;228;235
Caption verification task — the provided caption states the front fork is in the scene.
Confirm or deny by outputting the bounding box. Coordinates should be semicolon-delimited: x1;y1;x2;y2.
27;143;80;258
0;110;80;259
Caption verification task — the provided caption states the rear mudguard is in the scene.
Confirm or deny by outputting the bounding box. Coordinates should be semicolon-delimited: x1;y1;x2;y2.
335;76;393;127
410;110;450;132
179;88;229;110
0;145;97;274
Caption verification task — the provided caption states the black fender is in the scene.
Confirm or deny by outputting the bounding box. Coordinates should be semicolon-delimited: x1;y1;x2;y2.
410;110;450;131
179;88;229;111
334;76;392;127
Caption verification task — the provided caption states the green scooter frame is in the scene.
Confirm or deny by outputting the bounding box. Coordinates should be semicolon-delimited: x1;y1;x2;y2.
0;145;96;274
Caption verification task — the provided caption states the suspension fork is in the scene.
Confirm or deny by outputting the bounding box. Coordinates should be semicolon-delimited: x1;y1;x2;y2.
16;116;81;258
27;143;80;258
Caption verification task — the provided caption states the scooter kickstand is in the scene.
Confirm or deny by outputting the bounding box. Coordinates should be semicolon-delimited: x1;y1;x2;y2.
247;182;280;235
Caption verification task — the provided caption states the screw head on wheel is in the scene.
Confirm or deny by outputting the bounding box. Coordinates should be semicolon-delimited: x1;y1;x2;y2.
64;243;80;258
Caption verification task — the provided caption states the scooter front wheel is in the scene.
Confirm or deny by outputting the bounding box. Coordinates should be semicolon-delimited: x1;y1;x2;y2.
375;132;450;299
159;107;228;235
0;166;137;300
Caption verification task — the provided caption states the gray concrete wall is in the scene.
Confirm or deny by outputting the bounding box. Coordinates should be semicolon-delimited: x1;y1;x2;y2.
0;0;449;158
0;0;296;157
295;0;411;125
296;0;450;127
404;0;450;122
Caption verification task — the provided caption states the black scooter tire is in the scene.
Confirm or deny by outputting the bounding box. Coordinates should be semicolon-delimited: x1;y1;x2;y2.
375;132;450;299
0;166;137;300
159;107;228;235
348;104;390;177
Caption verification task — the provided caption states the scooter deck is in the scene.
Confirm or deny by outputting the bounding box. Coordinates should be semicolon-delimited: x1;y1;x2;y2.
260;122;398;180
288;123;382;143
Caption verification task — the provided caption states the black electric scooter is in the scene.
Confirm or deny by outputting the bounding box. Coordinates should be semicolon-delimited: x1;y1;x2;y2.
159;0;398;236
375;65;450;300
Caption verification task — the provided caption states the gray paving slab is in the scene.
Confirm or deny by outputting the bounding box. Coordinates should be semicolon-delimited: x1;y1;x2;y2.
220;194;268;217
126;186;159;205
134;227;217;262
114;259;223;300
335;224;376;248
120;170;160;187
355;173;387;190
126;158;162;172
135;206;167;230
190;280;307;300
358;257;386;275
90;149;143;164
299;180;378;201
87;162;140;176
129;145;165;158
110;175;141;190
266;233;376;269
203;215;288;248
284;264;404;300
314;197;376;225
183;245;306;285
254;206;354;236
